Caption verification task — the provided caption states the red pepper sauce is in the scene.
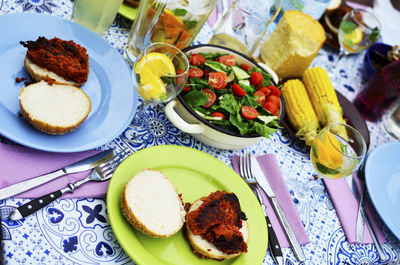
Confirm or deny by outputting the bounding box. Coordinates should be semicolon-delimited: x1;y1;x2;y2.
20;37;89;84
187;191;248;254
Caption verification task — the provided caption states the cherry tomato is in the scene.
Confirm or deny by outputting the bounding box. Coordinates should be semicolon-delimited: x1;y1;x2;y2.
189;54;206;66
203;68;211;78
256;86;271;96
241;106;259;120
263;101;278;115
211;112;226;120
241;64;250;72
250;71;264;86
208;72;228;89
266;95;280;108
268;85;281;97
175;69;188;87
201;88;216;108
188;68;204;78
216;55;236;66
232;83;246;97
254;90;266;105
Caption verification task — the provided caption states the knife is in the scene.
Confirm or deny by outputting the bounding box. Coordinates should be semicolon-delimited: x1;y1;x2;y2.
0;149;114;200
250;154;306;263
254;188;283;265
345;175;388;260
345;174;365;242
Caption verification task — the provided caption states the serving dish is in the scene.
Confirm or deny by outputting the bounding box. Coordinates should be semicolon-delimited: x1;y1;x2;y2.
107;145;268;265
0;13;138;152
282;89;370;149
165;44;282;150
365;142;400;240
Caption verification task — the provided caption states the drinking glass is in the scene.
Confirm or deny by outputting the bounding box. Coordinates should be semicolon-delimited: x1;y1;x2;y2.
337;9;381;62
132;42;189;104
72;0;124;35
209;0;282;58
310;123;367;179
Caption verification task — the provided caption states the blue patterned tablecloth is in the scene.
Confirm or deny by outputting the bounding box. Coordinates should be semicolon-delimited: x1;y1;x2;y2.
1;0;400;264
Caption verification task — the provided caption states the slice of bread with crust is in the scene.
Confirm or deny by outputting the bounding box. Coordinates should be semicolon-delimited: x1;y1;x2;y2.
19;80;91;135
186;198;249;260
24;56;87;87
121;169;186;238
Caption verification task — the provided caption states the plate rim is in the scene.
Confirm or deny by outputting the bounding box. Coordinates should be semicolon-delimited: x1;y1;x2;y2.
365;141;400;239
106;145;268;265
0;13;138;153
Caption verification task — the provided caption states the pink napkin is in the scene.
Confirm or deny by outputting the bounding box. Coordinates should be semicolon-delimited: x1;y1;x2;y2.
0;143;109;199
323;174;386;244
231;154;310;248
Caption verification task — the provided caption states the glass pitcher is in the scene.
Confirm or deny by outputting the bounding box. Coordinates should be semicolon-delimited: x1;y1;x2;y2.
125;0;219;63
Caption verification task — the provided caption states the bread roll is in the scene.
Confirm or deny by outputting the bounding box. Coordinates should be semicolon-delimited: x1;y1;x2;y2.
121;169;186;238
19;81;91;135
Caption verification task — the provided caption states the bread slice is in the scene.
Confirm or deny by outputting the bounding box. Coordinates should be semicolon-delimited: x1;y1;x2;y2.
19;81;91;135
186;199;249;260
24;56;87;87
121;169;186;238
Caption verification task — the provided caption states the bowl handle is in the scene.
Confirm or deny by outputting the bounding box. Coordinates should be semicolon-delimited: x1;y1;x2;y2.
165;100;204;134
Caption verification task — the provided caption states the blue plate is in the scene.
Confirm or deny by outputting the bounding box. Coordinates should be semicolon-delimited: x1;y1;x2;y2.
365;142;400;239
0;13;138;153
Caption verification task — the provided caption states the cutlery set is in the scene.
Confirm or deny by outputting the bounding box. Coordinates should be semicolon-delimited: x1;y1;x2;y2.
1;149;127;221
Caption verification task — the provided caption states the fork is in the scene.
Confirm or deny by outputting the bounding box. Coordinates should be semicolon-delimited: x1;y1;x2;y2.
8;149;127;221
239;153;283;265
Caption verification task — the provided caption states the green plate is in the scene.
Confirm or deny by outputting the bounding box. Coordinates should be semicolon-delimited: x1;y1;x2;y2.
107;145;268;265
118;3;138;21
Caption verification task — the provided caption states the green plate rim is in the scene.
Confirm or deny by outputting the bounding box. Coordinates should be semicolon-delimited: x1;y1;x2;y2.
107;145;268;265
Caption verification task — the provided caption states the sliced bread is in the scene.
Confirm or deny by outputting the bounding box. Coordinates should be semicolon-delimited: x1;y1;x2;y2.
19;80;91;135
121;169;186;238
24;56;86;87
186;194;249;260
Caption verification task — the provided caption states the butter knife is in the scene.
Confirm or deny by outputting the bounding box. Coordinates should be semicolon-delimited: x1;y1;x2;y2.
250;154;306;263
0;149;114;200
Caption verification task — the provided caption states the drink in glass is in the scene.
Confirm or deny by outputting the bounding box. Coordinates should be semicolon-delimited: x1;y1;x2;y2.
353;59;400;122
72;0;124;35
133;42;189;104
310;123;366;179
125;0;218;63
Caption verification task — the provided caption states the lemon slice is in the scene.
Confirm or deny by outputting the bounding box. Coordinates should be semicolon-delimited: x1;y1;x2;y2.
344;27;363;45
134;52;175;101
135;52;176;76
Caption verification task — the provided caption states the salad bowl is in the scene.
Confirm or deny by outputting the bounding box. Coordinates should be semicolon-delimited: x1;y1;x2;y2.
165;44;283;150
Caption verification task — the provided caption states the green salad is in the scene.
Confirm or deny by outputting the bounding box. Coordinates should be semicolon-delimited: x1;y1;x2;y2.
181;52;281;138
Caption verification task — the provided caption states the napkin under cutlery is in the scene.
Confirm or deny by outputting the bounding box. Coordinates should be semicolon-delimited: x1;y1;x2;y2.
231;154;310;248
323;174;386;244
0;143;109;199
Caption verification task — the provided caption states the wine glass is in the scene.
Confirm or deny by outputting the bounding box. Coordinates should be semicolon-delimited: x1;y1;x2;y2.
132;42;189;104
337;8;381;62
310;123;367;179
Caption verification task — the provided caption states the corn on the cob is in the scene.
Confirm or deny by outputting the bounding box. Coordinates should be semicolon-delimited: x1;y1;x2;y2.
302;67;347;139
282;79;319;146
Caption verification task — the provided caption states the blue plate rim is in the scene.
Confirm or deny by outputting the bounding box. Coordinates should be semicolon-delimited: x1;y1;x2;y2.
0;13;138;153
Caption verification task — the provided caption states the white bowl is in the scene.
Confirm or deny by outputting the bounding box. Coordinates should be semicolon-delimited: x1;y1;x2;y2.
165;44;281;150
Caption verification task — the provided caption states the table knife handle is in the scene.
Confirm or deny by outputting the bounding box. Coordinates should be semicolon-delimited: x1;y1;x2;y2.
266;215;283;260
15;190;64;219
270;197;306;262
0;170;65;200
364;208;388;261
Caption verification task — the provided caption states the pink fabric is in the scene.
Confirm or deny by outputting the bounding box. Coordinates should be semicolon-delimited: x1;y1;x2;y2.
0;143;109;199
323;173;386;244
231;154;310;248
